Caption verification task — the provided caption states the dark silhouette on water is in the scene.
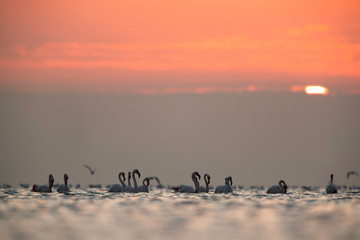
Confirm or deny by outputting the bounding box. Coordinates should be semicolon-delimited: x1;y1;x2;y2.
108;172;126;192
137;177;150;193
123;169;141;193
215;176;233;194
83;164;96;175
326;174;338;194
149;176;165;189
199;173;211;193
57;173;70;193
267;180;287;194
172;171;201;193
32;174;54;193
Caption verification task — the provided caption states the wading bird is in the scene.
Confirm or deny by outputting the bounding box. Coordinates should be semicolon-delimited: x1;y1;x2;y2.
266;180;287;194
109;172;126;192
32;174;54;193
137;177;150;193
215;176;233;194
326;174;338;194
57;173;70;193
199;174;211;193
172;171;201;193
123;169;141;193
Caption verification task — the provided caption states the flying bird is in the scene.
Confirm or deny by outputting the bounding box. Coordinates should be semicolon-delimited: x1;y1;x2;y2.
83;164;96;175
347;171;359;179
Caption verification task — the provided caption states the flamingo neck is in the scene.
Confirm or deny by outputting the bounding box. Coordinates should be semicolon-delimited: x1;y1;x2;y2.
192;175;199;193
64;178;68;187
49;178;53;188
119;175;126;188
132;171;138;191
128;174;131;187
205;177;209;193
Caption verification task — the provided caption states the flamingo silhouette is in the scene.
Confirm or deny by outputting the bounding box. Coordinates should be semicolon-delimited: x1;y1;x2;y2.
83;164;96;175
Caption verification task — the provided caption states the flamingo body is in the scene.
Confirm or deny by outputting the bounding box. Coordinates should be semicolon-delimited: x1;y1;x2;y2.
326;174;338;194
199;174;211;193
137;177;150;193
267;180;287;194
32;174;54;193
109;172;126;192
173;171;201;193
123;169;141;193
215;176;233;194
57;173;70;193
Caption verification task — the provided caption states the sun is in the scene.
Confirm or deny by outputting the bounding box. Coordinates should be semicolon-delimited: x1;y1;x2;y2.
305;85;329;95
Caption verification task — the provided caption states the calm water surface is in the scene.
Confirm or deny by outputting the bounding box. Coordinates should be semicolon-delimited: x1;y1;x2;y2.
1;187;359;240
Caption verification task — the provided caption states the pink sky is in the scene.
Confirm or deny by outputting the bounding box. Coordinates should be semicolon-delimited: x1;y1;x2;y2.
1;0;360;94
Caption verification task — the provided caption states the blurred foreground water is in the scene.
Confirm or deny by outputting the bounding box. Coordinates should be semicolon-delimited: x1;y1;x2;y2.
0;187;359;240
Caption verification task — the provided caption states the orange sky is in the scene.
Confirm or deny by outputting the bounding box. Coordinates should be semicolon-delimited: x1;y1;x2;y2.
1;0;360;94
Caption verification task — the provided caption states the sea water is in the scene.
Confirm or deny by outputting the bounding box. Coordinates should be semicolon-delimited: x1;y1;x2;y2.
0;187;359;240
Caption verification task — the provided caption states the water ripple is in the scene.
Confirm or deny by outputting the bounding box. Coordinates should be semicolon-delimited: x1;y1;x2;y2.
0;188;359;240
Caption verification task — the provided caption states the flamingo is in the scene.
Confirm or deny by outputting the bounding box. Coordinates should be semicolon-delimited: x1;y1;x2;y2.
57;173;70;193
199;174;211;193
137;177;150;193
123;169;141;193
215;176;233;194
172;171;201;193
149;176;165;189
83;164;96;175
266;180;287;194
109;172;126;192
32;174;54;193
347;171;359;179
326;174;338;194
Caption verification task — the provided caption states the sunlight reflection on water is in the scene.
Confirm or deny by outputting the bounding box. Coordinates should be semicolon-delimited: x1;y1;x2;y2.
0;188;359;240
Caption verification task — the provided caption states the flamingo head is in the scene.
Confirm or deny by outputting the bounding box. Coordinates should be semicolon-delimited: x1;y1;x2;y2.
193;171;201;181
133;169;141;178
279;180;287;193
32;184;37;192
144;177;150;186
119;172;126;181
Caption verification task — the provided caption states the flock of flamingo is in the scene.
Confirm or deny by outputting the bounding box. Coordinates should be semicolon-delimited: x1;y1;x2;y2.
31;167;342;195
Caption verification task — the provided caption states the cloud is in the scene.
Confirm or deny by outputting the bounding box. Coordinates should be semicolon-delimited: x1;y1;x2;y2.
3;30;359;76
1;24;360;94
